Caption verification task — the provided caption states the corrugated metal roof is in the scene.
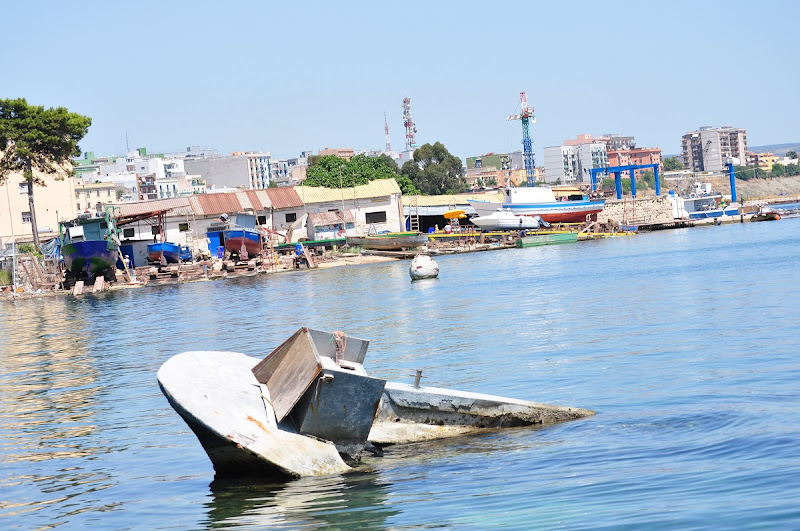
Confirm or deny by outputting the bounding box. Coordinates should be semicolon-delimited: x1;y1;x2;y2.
295;178;401;205
235;192;254;211
308;209;355;226
115;197;193;217
265;187;303;209
403;191;503;207
245;190;271;210
191;192;243;216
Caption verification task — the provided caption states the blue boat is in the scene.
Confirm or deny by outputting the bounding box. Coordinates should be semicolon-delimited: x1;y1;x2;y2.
60;207;121;283
147;241;181;264
223;228;262;258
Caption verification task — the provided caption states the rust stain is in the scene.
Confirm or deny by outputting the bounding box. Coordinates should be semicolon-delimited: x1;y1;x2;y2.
246;415;269;432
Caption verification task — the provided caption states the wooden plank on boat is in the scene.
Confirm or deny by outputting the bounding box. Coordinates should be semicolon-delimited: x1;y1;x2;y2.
251;328;322;422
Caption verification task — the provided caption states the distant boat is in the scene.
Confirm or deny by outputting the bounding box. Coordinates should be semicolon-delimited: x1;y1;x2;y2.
669;183;740;219
750;206;781;222
60;209;120;282
468;187;604;223
223;228;262;258
147;241;181;264
346;231;429;251
515;232;578;248
470;209;547;231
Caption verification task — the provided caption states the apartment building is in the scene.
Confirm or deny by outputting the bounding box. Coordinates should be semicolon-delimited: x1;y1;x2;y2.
74;182;118;214
184;151;273;190
682;126;747;172
745;151;777;172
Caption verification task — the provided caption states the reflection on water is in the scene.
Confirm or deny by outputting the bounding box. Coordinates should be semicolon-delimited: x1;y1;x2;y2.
1;219;800;528
206;472;398;530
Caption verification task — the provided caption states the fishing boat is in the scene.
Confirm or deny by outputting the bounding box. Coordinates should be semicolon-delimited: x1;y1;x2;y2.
147;241;181;264
750;206;781;222
59;207;120;283
346;231;429;250
157;327;594;479
515;231;578;248
223;227;262;258
467;187;605;223
470;209;547;231
669;183;740;220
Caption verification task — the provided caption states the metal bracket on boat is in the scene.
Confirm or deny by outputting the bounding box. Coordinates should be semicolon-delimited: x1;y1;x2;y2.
321;373;334;383
412;369;424;388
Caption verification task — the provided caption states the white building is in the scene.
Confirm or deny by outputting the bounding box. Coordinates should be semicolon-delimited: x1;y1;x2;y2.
184;152;273;190
682;126;748;173
544;141;608;185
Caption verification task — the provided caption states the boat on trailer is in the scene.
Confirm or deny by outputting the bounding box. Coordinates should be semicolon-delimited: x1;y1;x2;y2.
468;187;604;224
59;207;121;284
158;328;594;478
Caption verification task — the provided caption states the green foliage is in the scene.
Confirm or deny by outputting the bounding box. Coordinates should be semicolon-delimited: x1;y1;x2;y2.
787;150;798;159
636;170;655;191
772;163;786;177
400;142;466;195
18;243;41;257
268;180;278;188
785;163;800;176
0;269;11;286
662;156;684;171
0;98;92;185
303;154;419;195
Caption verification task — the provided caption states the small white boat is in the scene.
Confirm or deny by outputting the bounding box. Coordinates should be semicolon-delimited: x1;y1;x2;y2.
158;328;594;479
470;209;546;231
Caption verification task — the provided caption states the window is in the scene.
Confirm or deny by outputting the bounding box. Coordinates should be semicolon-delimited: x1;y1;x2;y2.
123;228;135;238
107;189;111;197
179;223;189;232
257;215;267;225
365;211;387;224
96;190;100;197
77;203;81;210
151;226;161;235
19;183;28;194
22;211;32;223
286;213;297;223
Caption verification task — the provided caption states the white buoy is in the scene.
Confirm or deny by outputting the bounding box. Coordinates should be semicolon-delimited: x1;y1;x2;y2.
409;254;439;280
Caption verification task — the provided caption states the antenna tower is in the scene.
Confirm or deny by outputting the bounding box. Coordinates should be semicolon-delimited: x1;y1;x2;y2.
402;97;417;151
384;112;391;152
507;92;536;186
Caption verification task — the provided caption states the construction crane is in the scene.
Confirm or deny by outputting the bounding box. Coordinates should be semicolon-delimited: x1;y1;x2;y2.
507;92;536;187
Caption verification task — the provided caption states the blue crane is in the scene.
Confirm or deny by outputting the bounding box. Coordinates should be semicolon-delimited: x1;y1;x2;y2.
507;92;536;187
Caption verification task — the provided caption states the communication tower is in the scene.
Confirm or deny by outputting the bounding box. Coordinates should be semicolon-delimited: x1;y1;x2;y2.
403;97;417;151
507;92;536;186
384;112;391;152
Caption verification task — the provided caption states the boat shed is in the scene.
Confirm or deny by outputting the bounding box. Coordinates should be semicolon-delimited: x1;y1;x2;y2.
296;178;404;235
403;191;502;232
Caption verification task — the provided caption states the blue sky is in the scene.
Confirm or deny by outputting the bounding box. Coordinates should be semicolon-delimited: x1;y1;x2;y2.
3;0;798;162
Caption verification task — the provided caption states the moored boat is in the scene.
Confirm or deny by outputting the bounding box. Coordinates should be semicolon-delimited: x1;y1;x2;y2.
515;231;578;248
59;208;120;283
468;187;604;223
346;231;429;250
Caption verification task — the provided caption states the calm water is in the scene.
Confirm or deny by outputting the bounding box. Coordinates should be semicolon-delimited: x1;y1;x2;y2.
2;219;800;529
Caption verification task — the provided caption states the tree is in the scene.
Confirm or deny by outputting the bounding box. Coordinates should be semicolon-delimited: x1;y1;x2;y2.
303;153;419;195
400;142;466;195
787;150;798;159
771;163;785;177
662;156;683;171
0;98;91;248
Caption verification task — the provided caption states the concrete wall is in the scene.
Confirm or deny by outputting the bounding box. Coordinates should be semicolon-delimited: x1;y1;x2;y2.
598;196;674;225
